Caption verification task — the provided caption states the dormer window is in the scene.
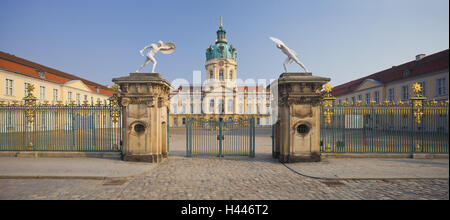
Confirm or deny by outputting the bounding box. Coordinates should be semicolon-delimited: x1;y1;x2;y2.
403;70;411;78
37;70;45;79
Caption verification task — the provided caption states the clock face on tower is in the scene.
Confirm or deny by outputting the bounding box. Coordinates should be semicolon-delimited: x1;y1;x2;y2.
219;61;224;67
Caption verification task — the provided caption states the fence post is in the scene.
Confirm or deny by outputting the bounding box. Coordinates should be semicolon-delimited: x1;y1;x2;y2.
218;118;223;157
186;119;190;157
252;118;255;157
410;82;427;153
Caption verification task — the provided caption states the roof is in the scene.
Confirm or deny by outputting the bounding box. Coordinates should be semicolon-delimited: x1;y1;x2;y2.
0;51;113;96
332;49;449;97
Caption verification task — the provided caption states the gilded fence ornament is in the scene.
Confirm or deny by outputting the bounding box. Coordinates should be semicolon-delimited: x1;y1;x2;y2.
415;144;422;153
383;100;390;107
23;84;37;123
82;100;89;107
410;82;427;125
322;83;336;125
0;100;5;107
22;84;37;149
109;84;121;124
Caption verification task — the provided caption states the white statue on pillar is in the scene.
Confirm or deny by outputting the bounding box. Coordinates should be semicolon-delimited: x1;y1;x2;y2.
270;37;308;73
136;41;176;73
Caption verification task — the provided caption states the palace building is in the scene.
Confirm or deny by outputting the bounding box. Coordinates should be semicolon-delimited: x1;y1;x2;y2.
169;18;271;127
0;51;113;105
332;49;449;104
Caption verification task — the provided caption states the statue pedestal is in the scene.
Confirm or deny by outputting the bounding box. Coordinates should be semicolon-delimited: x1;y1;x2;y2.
112;73;171;163
273;73;330;163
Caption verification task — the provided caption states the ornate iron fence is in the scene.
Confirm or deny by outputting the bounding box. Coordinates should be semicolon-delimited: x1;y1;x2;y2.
321;83;449;154
0;84;122;152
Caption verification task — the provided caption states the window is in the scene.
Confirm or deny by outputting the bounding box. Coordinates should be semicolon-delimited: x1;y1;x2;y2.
209;99;215;113
39;86;46;100
257;118;261;125
365;93;370;104
68;91;73;101
219;70;224;81
229;71;233;80
401;85;409;101
181;104;186;114
172;104;177;114
190;103;194;114
239;104;244;114
218;99;224;113
76;93;81;105
388;88;395;102
351;97;355;103
84;95;88;102
357;95;362;101
248;104;253;114
182;118;186;125
436;78;447;96
374;91;379;103
24;82;30;97
209;71;214;80
173;118;178;126
5;79;14;96
227;99;233;113
53;89;59;102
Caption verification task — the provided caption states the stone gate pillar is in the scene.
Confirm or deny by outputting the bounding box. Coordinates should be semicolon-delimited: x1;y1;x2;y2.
113;73;171;163
273;73;330;163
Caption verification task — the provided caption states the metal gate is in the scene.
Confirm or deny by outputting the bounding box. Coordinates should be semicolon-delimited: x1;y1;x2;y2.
186;118;255;157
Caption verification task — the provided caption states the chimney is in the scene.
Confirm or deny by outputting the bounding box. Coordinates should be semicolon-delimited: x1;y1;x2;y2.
416;54;426;61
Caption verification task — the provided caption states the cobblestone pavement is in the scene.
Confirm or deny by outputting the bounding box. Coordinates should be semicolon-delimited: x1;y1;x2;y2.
0;155;448;200
0;128;448;200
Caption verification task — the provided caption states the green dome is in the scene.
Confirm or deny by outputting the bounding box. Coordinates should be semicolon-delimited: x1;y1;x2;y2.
206;25;237;61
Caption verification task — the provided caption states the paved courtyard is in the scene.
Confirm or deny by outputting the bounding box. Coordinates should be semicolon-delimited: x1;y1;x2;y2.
0;128;448;200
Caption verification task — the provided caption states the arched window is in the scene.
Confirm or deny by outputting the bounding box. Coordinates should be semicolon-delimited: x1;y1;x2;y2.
209;99;215;113
219;69;224;81
227;99;234;113
210;71;214;80
229;71;233;80
218;99;224;113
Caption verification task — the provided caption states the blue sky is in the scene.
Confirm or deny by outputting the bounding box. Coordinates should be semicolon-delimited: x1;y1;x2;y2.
0;0;448;87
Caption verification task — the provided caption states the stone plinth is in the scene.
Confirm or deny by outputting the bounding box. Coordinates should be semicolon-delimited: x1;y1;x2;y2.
112;73;171;163
273;73;330;163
